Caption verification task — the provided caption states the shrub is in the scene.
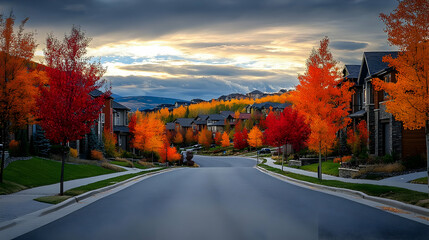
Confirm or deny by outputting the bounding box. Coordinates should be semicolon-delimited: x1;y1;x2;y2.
69;148;78;158
360;162;405;174
402;155;426;169
8;140;20;157
333;155;352;163
138;160;154;167
381;154;394;164
90;150;104;160
103;129;118;158
100;161;124;172
121;151;135;159
114;157;134;168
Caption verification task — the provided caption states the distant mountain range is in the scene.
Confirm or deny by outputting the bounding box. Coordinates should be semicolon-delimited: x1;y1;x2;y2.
114;95;187;111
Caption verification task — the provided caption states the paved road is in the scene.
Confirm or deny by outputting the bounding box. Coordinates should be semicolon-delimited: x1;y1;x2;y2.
16;155;429;240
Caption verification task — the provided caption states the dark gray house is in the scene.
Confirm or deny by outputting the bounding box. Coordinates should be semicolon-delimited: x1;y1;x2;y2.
113;101;131;150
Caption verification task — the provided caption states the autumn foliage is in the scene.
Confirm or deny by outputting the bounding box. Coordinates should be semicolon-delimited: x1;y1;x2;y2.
247;126;263;148
185;128;195;144
221;132;230;147
233;128;248;150
214;132;222;145
198;127;212;148
173;132;184;145
0;14;45;182
347;120;368;154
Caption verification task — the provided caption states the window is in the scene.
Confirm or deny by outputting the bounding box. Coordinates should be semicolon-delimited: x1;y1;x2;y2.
115;113;120;126
384;74;391;99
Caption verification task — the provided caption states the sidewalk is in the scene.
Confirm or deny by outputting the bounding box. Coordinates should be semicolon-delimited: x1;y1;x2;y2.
262;157;428;193
0;166;158;223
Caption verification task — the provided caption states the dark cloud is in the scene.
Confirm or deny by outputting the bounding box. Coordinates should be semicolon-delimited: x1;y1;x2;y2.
119;64;277;77
331;41;369;50
4;0;397;40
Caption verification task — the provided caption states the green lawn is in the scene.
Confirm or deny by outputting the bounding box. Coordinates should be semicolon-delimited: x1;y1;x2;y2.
35;167;166;204
258;162;429;208
110;160;150;169
0;157;118;194
293;160;340;176
410;177;428;185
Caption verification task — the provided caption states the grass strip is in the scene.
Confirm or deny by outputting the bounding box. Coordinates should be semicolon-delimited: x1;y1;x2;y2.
34;167;166;204
258;162;429;209
1;157;118;194
286;160;340;176
410;177;428;185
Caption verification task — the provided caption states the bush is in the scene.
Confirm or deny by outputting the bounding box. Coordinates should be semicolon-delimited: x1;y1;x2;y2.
103;130;118;158
90;150;103;160
69;148;78;158
381;154;394;164
402;155;426;169
333;155;352;163
121;151;135;159
114;157;134;167
8;140;20;157
360;162;405;174
100;161;124;172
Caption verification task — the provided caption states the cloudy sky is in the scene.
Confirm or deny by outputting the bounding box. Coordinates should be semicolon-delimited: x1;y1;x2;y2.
2;0;398;100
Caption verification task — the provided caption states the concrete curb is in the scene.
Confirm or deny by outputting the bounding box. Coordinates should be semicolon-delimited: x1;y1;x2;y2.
256;166;429;218
0;168;174;232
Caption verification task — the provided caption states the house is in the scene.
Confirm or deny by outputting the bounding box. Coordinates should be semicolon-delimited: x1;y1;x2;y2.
174;118;194;133
166;122;176;132
246;102;291;115
174;101;191;108
342;64;365;129
112;101;131;150
206;114;229;132
192;115;209;131
358;51;426;159
246;90;264;99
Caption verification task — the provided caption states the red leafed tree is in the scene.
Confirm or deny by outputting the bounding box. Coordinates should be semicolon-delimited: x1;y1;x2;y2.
265;108;310;170
233;128;248;150
36;26;110;195
214;131;222;145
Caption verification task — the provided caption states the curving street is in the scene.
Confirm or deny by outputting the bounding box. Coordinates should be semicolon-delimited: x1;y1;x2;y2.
16;155;429;240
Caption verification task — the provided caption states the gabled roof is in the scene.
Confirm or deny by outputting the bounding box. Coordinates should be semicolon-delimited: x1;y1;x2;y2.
220;111;234;117
112;101;130;110
174;118;194;127
166;122;176;130
207;114;226;121
358;51;398;85
194;115;209;121
193;120;207;125
344;65;361;79
251;102;291;109
89;89;112;98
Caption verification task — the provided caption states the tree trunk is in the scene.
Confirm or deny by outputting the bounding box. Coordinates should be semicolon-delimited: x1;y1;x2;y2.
60;144;66;195
318;141;322;180
426;120;429;195
281;148;284;171
0;128;5;183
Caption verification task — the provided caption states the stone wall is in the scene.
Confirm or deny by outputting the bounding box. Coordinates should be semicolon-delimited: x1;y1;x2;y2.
339;168;359;178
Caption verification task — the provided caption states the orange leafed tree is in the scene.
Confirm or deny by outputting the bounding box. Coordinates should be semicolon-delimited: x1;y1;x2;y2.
289;37;353;180
373;0;429;185
247;126;263;149
173;131;184;145
185;128;194;145
158;141;181;163
214;132;222;145
198;127;212;149
0;14;46;183
221;132;230;147
132;115;166;154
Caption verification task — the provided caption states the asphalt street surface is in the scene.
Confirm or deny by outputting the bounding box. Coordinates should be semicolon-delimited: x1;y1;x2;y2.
17;155;429;239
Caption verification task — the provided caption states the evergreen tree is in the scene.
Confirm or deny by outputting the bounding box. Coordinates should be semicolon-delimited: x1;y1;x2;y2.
33;125;51;157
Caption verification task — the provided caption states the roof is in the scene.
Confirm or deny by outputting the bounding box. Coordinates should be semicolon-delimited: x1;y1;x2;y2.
237;113;251;119
113;126;130;133
89;89;112;98
194;115;209;121
174;118;194;127
344;65;361;79
193;120;207;125
211;121;226;126
112;101;130;110
220;111;234;117
207;114;226;121
166;122;176;130
349;109;366;118
251;102;291;109
358;51;398;85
